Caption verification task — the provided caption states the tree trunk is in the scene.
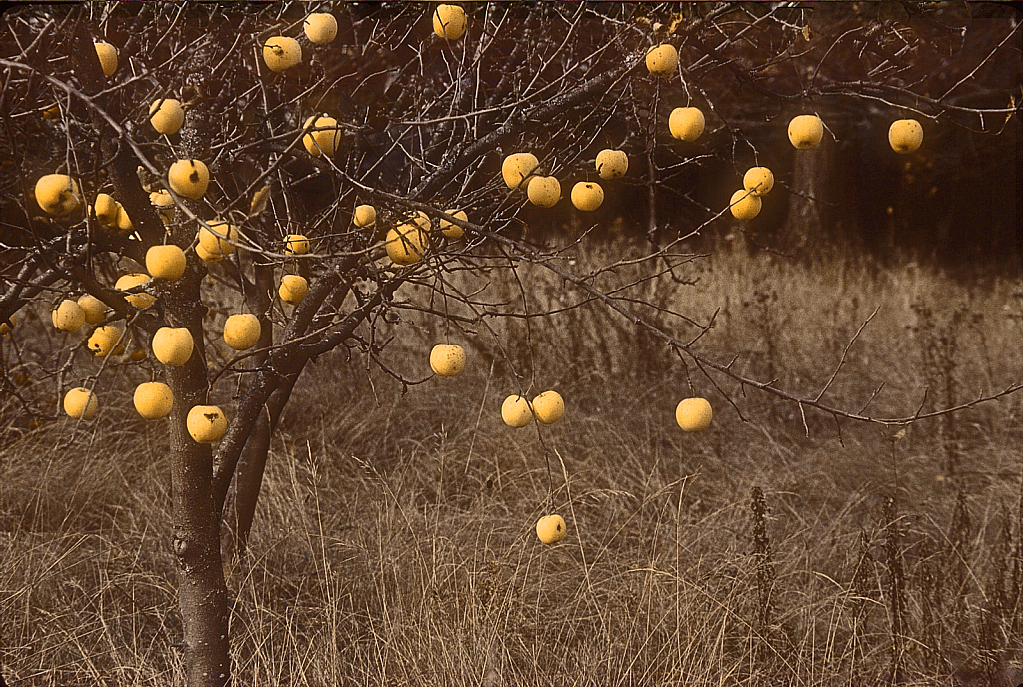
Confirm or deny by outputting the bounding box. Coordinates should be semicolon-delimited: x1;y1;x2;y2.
783;133;835;261
164;271;231;687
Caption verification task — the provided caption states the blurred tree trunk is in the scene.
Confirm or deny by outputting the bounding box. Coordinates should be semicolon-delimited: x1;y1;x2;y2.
783;133;835;260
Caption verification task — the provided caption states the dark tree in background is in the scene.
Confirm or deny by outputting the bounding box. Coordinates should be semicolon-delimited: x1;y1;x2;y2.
1;3;1020;685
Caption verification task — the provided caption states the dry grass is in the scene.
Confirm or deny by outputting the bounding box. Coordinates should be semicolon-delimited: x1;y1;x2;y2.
2;244;1022;686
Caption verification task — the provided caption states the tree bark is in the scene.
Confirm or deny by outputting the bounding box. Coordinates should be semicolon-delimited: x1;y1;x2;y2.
163;268;231;687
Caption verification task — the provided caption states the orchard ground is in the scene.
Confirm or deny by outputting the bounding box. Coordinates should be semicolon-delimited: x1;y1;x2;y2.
2;243;1021;686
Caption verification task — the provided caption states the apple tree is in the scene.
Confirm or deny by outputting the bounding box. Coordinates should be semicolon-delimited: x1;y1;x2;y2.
1;3;1020;685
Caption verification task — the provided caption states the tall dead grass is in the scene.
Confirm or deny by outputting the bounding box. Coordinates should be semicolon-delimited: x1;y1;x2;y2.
2;244;1021;685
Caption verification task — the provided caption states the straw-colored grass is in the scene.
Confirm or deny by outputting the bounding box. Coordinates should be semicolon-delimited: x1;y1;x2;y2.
2;243;1021;685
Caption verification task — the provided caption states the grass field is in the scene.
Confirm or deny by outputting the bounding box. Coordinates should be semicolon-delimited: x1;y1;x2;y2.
2;243;1021;685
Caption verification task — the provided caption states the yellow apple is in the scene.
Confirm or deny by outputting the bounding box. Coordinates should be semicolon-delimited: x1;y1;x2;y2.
729;189;762;221
187;405;228;443
149;98;185;135
35;174;81;216
168;159;210;199
224;313;261;350
133;382;174;420
78;294;107;324
501;152;539;190
195;243;223;264
302;115;342;157
353;204;377;227
64;387;98;420
152;327;194;366
279;275;309;305
304;13;338;44
501;394;532;428
146;244;187;281
94;41;118;76
198;221;238;258
645;44;678;76
284;234;311;255
114;203;133;232
115;273;154;309
889;119;923;154
88;325;123;357
531;390;564;424
536;514;566;544
595;149;628;179
675;397;712;432
150;190;175;223
263;36;302;72
430;344;465;376
669;107;705;142
440;210;467;239
743;167;774;197
385;223;428;266
94;192;119;226
788;114;823;150
527;176;561;207
571;182;604;212
433;4;467;40
51;299;86;332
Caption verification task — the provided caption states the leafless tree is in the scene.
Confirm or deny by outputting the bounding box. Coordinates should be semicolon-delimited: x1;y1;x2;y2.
1;3;1019;685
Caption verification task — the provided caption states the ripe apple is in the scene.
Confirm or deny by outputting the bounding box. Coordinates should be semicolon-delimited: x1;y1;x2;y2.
440;210;467;239
531;390;564;424
93;41;117;76
263;36;302;72
743;167;774;197
146;245;187;281
149;98;185;135
35;174;81;216
78;294;107;324
168;159;210;199
571;182;604;212
88;325;123;357
115;273;155;309
198;221;238;258
187;405;228;443
195;243;223;264
385;223;428;266
133;382;174;420
152;327;194;366
51;300;86;332
675;397;712;432
433;4;467;40
302;115;342;157
284;234;311;255
304;13;338;44
595;149;628;179
536;514;566;544
501;153;539;190
353;204;377;227
279;275;309;305
729;189;762;221
430;344;465;376
527;176;561;207
64;387;98;420
224;313;261;350
788;114;823;150
645;44;678;76
669;107;705;142
114;203;133;233
150;190;175;223
889;119;923;154
94;193;119;226
501;394;532;428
